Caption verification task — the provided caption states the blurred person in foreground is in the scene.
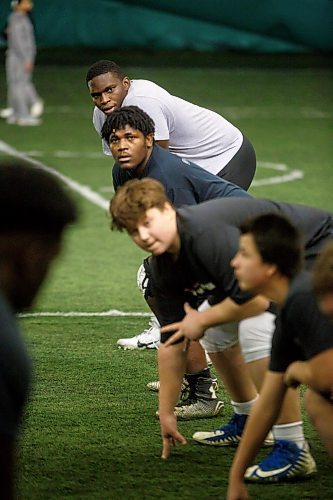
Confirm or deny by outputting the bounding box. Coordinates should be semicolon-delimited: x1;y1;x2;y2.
0;0;43;126
227;214;333;500
0;160;77;499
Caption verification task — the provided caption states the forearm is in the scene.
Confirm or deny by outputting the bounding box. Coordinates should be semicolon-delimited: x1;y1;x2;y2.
229;401;278;482
285;361;313;388
198;296;270;330
286;350;333;393
158;342;186;416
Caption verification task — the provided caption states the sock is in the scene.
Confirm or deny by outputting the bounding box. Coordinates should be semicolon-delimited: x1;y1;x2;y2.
231;395;258;415
185;368;211;384
273;421;306;449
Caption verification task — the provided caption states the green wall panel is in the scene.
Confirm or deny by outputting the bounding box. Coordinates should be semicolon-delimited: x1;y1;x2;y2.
1;0;332;52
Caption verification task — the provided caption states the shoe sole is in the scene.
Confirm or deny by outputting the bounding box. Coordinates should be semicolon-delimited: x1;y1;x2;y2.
192;436;274;447
245;468;317;483
117;344;158;350
148;380;218;393
175;401;224;421
193;436;240;446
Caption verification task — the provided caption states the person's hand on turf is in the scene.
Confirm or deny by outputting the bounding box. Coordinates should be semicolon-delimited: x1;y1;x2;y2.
226;477;250;500
161;303;205;347
160;413;187;459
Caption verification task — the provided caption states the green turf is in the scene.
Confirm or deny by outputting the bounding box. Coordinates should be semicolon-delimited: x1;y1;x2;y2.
0;55;332;499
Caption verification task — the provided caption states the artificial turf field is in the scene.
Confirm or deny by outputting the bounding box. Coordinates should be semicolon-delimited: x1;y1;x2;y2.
0;51;332;499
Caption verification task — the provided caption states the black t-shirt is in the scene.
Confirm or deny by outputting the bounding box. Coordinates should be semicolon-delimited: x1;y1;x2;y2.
112;144;250;206
270;272;333;372
149;198;333;341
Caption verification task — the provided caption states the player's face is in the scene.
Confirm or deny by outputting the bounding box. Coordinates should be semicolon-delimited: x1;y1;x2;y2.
127;204;179;256
88;72;130;114
20;0;33;11
318;293;333;319
232;234;274;293
109;126;153;175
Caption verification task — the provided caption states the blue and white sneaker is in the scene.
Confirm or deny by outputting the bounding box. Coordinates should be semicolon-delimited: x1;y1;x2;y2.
192;413;274;447
192;413;247;446
245;440;317;482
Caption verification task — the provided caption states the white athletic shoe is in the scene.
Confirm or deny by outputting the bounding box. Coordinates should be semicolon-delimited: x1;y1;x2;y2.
17;117;41;126
30;100;44;118
7;116;41;126
117;316;160;350
0;107;13;119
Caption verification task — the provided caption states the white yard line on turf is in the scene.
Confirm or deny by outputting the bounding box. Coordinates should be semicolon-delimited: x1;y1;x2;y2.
19;310;151;318
0;140;109;211
252;161;304;187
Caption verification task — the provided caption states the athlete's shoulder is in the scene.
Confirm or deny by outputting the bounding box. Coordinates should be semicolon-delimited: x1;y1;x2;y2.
92;106;105;132
128;79;170;99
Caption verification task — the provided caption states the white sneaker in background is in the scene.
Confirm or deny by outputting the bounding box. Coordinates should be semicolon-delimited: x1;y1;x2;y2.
0;107;13;119
117;316;160;350
7;116;41;126
17;117;41;126
30;100;44;118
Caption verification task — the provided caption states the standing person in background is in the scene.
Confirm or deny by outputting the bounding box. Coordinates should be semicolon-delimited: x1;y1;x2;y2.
0;0;43;126
86;58;256;351
0;160;77;499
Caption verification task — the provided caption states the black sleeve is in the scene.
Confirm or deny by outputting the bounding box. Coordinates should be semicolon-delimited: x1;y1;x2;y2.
270;291;333;372
192;224;254;305
112;163;129;191
112;164;120;191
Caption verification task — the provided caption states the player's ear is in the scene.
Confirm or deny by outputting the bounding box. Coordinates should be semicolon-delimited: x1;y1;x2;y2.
146;133;154;148
267;263;278;277
122;76;130;89
163;201;174;213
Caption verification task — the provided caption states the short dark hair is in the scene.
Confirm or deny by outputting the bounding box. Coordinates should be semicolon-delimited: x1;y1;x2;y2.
240;213;303;280
86;60;125;86
101;106;155;143
0;160;78;235
110;178;169;232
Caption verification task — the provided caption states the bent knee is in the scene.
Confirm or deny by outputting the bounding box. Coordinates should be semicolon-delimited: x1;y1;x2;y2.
238;312;275;363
